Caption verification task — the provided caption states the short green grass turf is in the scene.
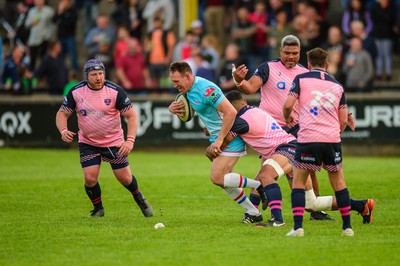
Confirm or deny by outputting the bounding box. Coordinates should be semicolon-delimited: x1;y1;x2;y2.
0;148;399;266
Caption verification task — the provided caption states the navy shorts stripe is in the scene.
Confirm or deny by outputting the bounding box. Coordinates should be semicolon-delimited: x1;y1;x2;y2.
294;142;342;172
79;143;129;169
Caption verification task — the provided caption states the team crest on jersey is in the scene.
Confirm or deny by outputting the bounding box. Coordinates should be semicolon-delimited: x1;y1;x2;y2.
276;81;286;90
104;99;111;106
271;122;280;130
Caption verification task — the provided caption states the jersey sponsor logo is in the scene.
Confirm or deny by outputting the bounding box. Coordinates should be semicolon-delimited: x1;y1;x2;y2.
104;99;111;106
124;97;130;104
80;109;107;116
300;153;315;162
277;81;286;90
203;87;221;104
203;87;215;97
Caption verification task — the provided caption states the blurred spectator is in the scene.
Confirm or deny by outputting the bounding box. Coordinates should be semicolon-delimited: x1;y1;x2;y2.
349;20;377;66
370;0;396;81
231;7;256;72
342;37;374;92
84;14;116;56
269;8;294;59
172;30;198;62
111;0;144;41
144;16;176;88
88;38;114;79
325;0;346;27
75;0;100;36
233;0;257;13
200;34;221;72
321;26;346;83
192;52;216;83
248;0;270;64
2;45;32;95
14;1;30;47
291;13;310;66
114;26;135;65
267;0;292;26
53;0;79;72
34;40;68;95
303;4;329;48
25;0;55;71
115;38;151;92
190;20;204;45
396;0;400;54
142;0;175;34
217;42;247;91
0;35;3;77
341;0;373;38
63;70;78;96
204;0;227;48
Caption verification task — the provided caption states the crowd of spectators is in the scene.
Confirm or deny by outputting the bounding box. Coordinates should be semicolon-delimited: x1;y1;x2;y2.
0;0;399;96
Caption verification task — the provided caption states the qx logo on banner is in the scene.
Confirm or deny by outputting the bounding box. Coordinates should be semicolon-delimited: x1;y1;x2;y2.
0;111;32;137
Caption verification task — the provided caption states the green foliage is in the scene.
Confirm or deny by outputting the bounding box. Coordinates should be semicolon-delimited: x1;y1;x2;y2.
0;148;399;266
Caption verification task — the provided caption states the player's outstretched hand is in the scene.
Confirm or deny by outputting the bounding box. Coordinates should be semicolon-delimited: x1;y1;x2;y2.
168;101;186;115
232;63;248;83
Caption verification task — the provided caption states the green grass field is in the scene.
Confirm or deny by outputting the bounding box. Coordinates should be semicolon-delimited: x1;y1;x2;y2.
1;148;399;266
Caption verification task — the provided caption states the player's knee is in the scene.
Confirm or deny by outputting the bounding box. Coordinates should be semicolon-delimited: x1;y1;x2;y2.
262;159;285;179
84;174;98;187
210;174;224;187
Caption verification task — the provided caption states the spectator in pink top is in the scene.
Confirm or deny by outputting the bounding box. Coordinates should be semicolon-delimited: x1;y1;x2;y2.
283;48;373;237
55;59;153;218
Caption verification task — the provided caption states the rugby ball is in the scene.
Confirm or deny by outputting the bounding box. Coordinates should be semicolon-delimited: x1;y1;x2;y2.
175;93;195;122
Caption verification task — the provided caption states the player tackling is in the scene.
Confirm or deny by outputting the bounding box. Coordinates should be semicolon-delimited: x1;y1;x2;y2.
168;61;266;223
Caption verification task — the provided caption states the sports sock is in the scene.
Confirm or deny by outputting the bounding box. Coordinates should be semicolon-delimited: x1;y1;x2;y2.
291;188;305;230
124;175;144;203
265;183;283;222
223;187;259;215
350;198;365;213
223;173;261;189
85;182;103;210
249;193;260;209
335;188;352;230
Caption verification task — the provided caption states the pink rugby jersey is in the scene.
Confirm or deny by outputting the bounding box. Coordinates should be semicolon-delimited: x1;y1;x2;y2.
254;59;308;126
229;105;295;159
60;80;132;147
289;70;347;143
